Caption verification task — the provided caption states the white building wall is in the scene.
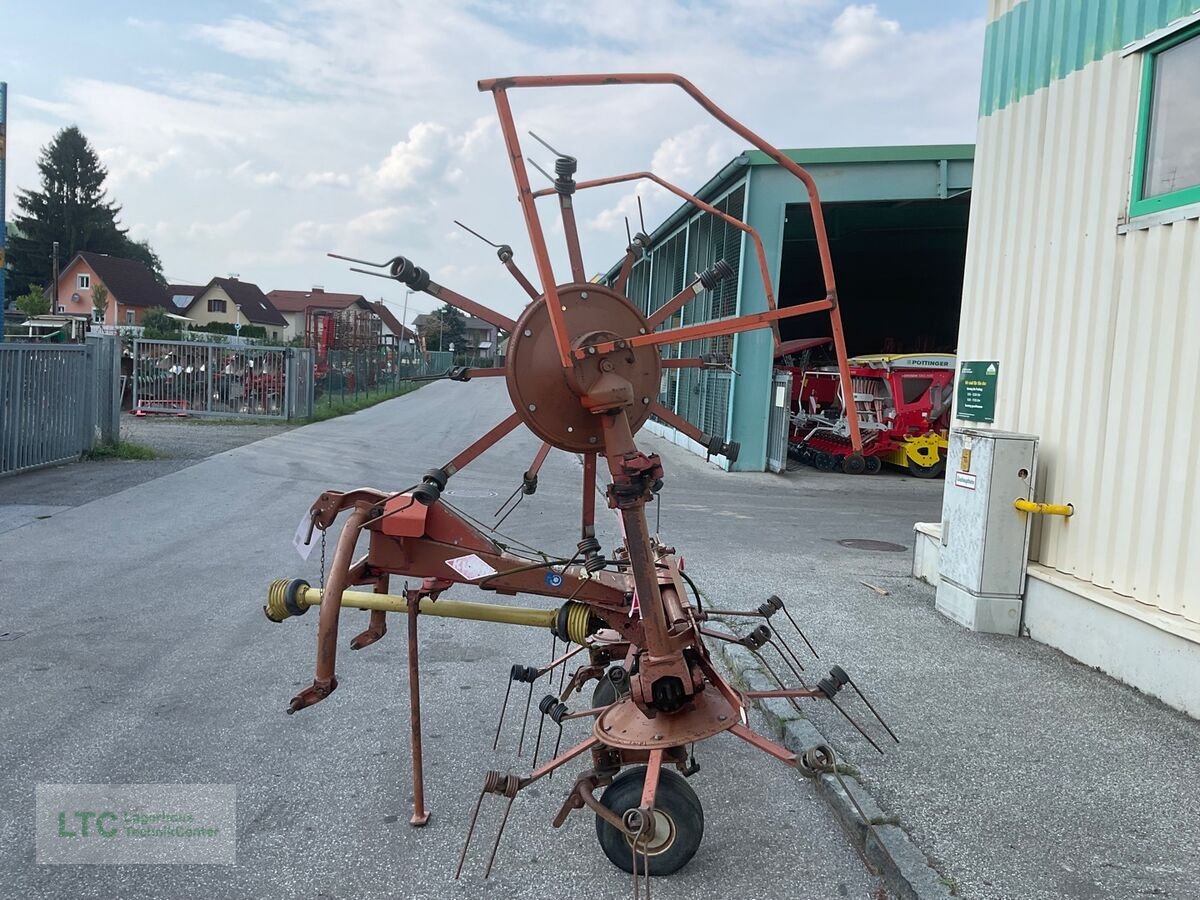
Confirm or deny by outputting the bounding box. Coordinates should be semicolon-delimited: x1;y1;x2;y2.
959;30;1200;628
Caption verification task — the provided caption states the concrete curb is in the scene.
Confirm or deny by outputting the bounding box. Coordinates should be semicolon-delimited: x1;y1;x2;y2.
718;640;956;899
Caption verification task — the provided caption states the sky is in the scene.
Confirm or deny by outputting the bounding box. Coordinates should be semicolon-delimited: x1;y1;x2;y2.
1;0;985;326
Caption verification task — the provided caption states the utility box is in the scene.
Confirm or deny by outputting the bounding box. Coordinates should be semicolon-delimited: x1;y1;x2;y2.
935;428;1038;635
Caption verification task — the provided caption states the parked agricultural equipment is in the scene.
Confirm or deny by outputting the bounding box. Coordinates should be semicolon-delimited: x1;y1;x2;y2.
780;347;955;476
266;73;895;895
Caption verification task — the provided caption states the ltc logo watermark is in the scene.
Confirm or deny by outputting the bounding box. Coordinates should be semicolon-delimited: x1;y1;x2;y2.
36;784;236;864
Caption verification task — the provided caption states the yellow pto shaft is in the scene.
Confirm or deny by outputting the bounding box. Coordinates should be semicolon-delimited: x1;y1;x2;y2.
265;578;558;630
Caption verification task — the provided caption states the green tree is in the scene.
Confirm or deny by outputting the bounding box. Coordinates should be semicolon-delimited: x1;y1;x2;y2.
6;126;164;302
91;281;109;323
15;285;52;317
123;239;166;286
422;304;467;352
141;307;181;340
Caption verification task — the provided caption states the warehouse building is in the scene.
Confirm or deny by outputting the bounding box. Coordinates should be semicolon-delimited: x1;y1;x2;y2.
605;145;973;472
915;0;1200;716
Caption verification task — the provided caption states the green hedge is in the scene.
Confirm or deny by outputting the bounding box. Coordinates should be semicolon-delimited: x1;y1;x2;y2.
191;322;268;339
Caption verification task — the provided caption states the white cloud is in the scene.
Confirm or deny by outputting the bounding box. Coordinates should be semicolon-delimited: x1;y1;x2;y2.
6;1;983;319
819;4;902;68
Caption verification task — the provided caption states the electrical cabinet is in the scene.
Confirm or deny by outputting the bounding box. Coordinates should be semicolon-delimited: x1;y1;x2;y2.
935;428;1038;635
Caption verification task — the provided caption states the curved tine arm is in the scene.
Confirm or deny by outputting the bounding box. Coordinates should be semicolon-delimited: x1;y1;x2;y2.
488;89;570;368
444;412;523;477
535;171;778;344
427;281;517;333
581;298;832;359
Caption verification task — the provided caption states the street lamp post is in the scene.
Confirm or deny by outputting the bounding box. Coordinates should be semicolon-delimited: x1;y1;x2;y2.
402;289;412;361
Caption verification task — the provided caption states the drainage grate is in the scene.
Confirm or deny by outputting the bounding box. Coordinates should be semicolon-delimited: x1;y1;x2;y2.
837;539;907;552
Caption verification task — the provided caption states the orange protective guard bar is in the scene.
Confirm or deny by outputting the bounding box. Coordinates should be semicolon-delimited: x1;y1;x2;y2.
478;72;862;452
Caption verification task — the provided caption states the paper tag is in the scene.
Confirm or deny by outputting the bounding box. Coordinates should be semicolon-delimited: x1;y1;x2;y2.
293;511;316;560
445;553;498;581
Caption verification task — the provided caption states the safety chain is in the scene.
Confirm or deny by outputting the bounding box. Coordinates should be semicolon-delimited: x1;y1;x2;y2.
319;527;327;589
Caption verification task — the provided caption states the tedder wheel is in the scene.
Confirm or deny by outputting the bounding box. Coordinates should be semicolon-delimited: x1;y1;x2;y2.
864;455;882;475
909;459;945;479
841;453;867;475
596;767;704;876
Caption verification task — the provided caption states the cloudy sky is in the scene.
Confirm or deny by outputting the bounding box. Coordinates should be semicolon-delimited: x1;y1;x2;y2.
2;0;984;325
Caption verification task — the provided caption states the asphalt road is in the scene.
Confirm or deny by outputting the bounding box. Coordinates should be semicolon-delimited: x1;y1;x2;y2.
0;379;886;899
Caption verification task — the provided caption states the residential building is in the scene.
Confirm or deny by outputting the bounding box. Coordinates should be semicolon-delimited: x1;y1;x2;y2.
917;1;1200;717
50;251;170;327
167;283;203;320
462;316;498;358
186;277;288;341
266;287;376;343
369;300;417;352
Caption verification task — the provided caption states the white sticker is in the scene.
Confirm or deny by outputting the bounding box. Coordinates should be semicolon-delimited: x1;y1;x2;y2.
293;511;316;560
445;553;498;581
954;471;977;490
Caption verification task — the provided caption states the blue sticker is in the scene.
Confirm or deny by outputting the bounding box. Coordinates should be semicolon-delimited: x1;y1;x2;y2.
545;571;564;589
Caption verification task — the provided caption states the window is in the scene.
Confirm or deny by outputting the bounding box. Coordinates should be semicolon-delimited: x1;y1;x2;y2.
1131;23;1200;217
77;273;90;289
126;310;135;324
92;310;103;324
208;298;227;314
56;305;65;314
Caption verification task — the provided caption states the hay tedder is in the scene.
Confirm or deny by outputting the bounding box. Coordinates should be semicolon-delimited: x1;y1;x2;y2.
265;73;895;891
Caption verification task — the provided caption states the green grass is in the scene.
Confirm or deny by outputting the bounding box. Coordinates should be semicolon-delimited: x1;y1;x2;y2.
85;441;163;461
305;382;423;424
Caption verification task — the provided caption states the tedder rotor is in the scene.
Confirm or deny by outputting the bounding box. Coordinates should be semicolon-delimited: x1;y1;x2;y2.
265;73;895;891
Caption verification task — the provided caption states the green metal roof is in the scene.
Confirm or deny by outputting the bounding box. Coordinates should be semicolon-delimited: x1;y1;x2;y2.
744;144;975;166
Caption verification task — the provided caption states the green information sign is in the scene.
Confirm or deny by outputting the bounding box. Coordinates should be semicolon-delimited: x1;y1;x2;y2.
956;360;998;423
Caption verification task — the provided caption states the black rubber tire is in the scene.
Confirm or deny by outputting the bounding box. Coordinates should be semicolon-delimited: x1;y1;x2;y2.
864;455;882;474
841;453;867;475
798;447;815;466
595;767;704;876
815;452;836;472
909;459;945;479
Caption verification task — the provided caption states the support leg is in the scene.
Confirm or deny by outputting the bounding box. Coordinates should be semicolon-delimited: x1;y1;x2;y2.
407;588;430;826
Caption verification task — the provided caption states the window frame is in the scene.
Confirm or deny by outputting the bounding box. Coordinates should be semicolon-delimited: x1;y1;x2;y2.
208;298;227;314
1130;21;1200;218
92;309;104;324
126;310;135;324
77;273;91;289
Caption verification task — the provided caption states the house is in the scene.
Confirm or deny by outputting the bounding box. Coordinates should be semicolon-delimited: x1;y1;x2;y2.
265;287;376;343
463;316;498;359
51;251;170;327
167;284;203;319
186;277;288;342
369;300;417;352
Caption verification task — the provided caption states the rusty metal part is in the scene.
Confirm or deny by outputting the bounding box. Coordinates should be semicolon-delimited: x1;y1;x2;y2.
407;587;431;825
504;284;660;452
271;73;894;888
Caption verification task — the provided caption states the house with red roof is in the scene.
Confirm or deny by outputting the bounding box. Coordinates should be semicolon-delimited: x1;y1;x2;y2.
265;287;376;343
50;251;170;327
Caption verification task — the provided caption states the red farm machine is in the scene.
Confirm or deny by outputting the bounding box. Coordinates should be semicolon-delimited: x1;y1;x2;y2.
776;339;955;476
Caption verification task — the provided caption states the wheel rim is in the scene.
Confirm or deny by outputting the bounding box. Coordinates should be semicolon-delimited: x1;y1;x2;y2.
625;809;677;856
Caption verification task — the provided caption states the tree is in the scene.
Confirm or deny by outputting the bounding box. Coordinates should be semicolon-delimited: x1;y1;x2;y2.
124;239;166;286
421;304;467;352
141;307;180;340
5;126;165;301
92;281;109;323
15;285;52;317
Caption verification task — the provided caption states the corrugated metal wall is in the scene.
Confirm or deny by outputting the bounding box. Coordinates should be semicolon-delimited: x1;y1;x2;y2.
617;183;746;441
961;8;1200;625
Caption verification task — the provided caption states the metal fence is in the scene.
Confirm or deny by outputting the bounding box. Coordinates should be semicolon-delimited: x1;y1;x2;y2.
132;339;301;420
0;342;103;477
766;369;792;473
